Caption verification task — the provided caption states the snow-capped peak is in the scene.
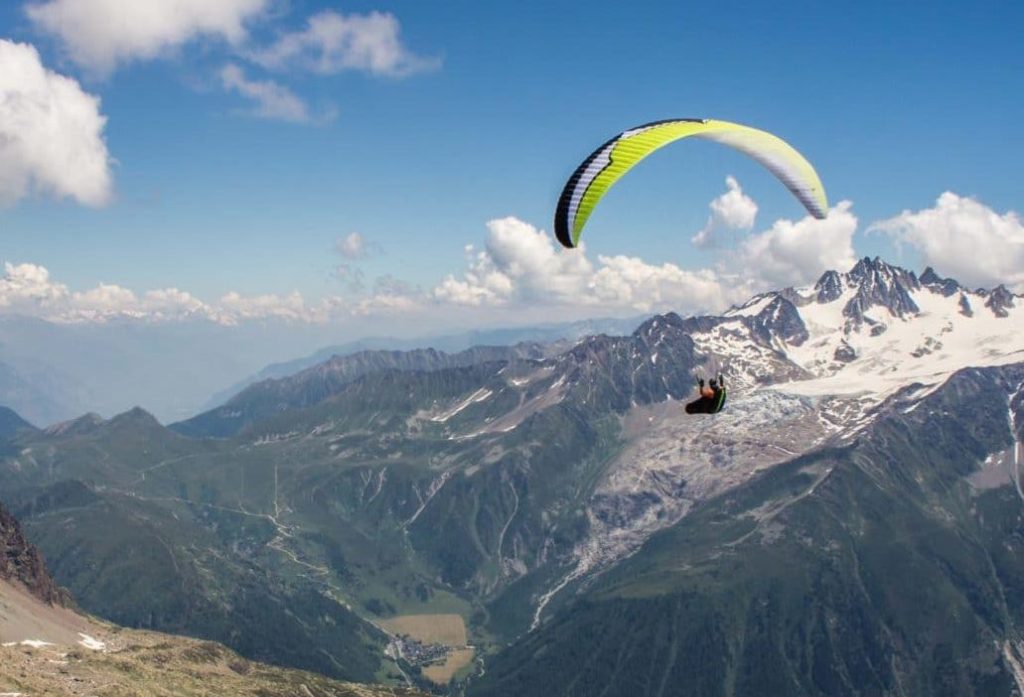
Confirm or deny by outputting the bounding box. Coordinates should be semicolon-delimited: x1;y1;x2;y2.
684;259;1021;411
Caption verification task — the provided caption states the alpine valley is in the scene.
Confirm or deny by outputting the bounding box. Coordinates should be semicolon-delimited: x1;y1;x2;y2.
2;257;1023;696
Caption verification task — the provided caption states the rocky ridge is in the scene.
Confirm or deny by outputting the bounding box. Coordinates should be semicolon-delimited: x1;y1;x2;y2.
0;501;70;607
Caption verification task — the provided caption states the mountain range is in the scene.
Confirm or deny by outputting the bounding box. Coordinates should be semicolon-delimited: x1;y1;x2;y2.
1;499;426;696
199;316;645;410
0;314;643;427
1;257;1022;695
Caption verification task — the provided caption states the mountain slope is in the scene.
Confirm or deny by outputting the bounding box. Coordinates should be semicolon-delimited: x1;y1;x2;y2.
1;501;423;696
471;364;1024;696
1;501;70;608
0;405;36;440
173;343;562;438
2;258;1022;694
2;632;427;697
202;316;644;409
1;409;391;683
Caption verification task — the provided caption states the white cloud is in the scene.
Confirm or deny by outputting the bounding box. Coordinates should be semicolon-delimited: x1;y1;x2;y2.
0;262;222;322
0;40;113;207
0;262;68;309
692;176;758;249
252;10;440;77
591;256;736;313
350;291;420;317
738;201;858;289
336;232;375;259
219;64;313;123
433;217;592;306
26;0;269;74
216;290;311;323
432;217;740;314
870;192;1024;292
0;261;365;324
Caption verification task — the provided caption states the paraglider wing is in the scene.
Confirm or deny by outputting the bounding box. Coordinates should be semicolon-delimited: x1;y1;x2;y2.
554;118;828;249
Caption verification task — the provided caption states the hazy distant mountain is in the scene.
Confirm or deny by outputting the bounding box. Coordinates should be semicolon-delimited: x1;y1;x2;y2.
0;406;36;440
0;315;643;427
200;316;645;410
174;342;569;438
0;356;80;427
3;258;1023;695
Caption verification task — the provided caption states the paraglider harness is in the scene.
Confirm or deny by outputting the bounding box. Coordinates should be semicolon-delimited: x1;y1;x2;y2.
685;374;727;415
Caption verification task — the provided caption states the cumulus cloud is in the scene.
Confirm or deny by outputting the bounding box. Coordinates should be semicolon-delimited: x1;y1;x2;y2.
738;202;858;289
0;262;220;322
350;290;420;317
0;262;68;309
0;261;372;324
692;176;758;249
216;290;310;322
252;10;440;77
219;63;313;123
0;40;113;207
26;0;269;74
432;217;741;314
433;217;592;306
870;193;1024;292
590;256;735;313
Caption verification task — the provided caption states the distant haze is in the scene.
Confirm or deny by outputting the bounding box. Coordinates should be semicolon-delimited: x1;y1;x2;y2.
0;314;641;425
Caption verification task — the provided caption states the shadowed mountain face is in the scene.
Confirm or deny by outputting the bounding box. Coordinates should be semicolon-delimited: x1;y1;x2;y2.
0;505;425;697
472;365;1024;696
1;258;1023;694
0;501;69;607
0;317;705;683
0;406;36;440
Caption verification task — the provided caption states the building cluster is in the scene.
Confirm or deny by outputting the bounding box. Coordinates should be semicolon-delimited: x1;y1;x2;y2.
387;635;451;667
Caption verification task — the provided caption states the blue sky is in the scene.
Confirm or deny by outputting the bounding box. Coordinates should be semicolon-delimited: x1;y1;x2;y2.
1;0;1022;329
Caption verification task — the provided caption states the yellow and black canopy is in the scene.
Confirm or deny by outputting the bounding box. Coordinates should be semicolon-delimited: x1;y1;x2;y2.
554;118;828;249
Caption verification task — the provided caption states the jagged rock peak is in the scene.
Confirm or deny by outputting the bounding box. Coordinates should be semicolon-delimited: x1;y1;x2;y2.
751;296;808;346
848;256;921;291
918;266;942;285
842;257;920;323
919;266;962;297
985;284;1016;318
633;312;685;341
814;269;844;303
0;503;71;607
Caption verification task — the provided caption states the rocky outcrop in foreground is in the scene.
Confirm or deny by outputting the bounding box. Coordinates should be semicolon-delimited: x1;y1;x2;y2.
0;502;71;607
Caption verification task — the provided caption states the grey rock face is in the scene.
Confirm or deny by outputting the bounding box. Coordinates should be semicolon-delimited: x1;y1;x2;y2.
958;293;974;317
920;266;962;297
814;269;844;303
834;341;857;363
0;503;70;607
985;285;1016;318
843;257;920;326
750;297;809;347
